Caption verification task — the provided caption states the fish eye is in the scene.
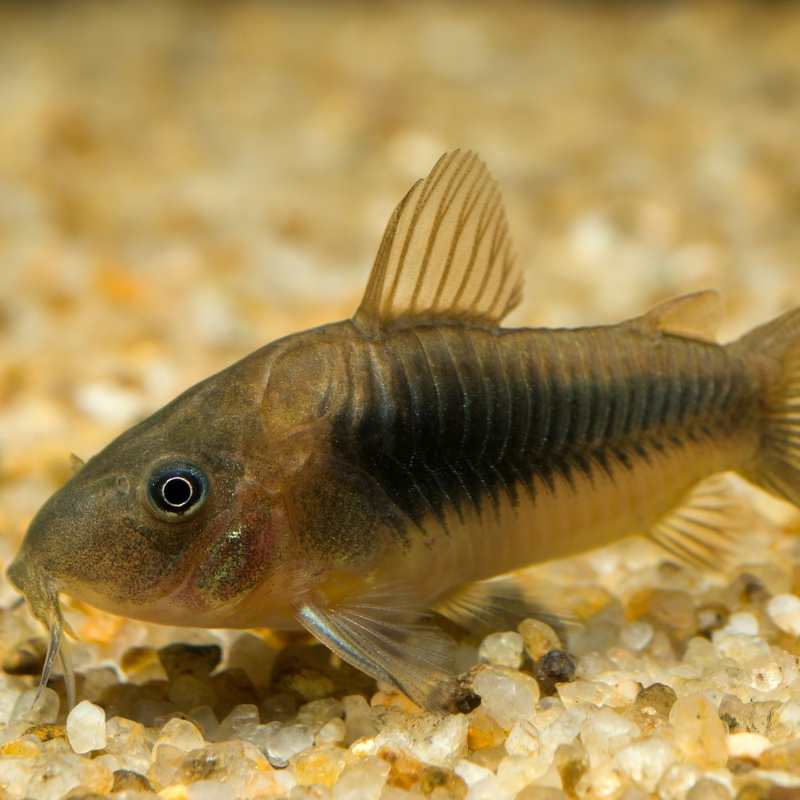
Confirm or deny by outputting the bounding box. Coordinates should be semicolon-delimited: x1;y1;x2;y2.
147;464;208;518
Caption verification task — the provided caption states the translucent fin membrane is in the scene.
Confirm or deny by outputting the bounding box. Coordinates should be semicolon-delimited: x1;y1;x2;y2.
648;473;756;570
636;290;723;344
293;582;453;714
735;307;800;507
354;150;522;334
433;573;576;635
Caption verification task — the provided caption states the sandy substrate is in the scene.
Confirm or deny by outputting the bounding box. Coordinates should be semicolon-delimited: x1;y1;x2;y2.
1;2;800;799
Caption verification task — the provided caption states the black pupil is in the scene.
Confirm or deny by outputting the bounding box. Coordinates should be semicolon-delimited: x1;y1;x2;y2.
149;466;206;516
162;476;192;507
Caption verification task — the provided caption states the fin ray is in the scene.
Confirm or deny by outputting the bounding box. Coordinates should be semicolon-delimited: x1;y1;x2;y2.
734;306;800;507
69;453;85;474
292;583;453;714
648;473;755;570
354;150;522;335
433;573;575;634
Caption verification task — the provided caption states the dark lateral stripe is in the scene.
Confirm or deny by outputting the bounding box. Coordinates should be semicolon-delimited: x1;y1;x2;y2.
525;338;550;458
506;335;532;462
330;325;757;534
584;331;610;445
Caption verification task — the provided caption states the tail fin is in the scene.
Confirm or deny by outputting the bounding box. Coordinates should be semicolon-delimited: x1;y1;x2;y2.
735;307;800;507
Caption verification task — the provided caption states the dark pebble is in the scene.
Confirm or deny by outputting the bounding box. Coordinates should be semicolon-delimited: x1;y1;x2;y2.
2;637;47;675
120;646;159;675
534;649;578;695
101;680;172;724
726;573;770;608
158;643;222;683
269;642;376;699
111;769;155;792
727;757;756;774
212;667;259;720
634;683;677;717
418;765;468;798
450;668;482;715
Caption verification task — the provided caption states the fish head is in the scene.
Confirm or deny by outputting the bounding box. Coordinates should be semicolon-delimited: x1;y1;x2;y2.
8;358;301;634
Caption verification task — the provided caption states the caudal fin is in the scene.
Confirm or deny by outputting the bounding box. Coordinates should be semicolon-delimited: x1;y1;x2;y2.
735;307;800;507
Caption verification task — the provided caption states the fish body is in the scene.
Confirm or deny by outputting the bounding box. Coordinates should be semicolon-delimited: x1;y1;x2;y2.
8;151;800;712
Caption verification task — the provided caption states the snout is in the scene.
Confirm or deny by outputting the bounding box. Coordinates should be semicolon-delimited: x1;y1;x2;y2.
10;473;103;581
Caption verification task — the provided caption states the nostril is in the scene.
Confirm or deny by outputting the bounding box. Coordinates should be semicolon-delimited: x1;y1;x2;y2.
116;476;129;494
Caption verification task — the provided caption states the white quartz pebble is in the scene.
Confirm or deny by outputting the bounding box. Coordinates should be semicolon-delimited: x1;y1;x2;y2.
316;716;347;746
580;707;639;766
342;694;376;744
473;665;540;729
722;612;759;636
619;621;654;651
727;732;772;760
415;713;470;768
24;752;113;800
298;697;344;731
770;697;800;741
187;780;235;800
657;762;702;800
373;711;469;769
767;593;800;636
497;753;552;795
10;687;59;725
711;630;770;662
505;719;540;757
331;756;389;799
478;632;526;668
670;693;728;770
455;759;495;787
66;700;106;754
153;717;205;756
188;705;219;742
215;703;259;742
265;724;315;767
616;734;680;792
466;774;517;800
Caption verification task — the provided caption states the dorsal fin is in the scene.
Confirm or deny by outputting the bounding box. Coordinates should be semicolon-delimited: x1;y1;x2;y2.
636;290;723;343
353;150;523;336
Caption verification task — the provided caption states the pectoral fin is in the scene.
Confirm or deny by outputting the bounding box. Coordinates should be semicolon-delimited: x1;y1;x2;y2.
291;583;454;714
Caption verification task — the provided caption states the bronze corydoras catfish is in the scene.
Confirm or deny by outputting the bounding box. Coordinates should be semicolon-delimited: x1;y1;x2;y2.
9;151;800;712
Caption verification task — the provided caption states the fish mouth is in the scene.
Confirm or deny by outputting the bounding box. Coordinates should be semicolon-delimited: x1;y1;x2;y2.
7;557;76;709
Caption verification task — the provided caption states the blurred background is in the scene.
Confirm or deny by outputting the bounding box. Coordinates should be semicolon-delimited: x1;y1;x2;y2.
1;0;800;593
